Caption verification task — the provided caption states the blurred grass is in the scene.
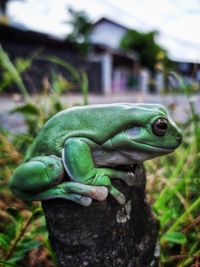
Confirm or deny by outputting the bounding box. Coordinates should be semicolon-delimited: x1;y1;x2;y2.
0;48;89;266
0;48;199;266
145;76;200;267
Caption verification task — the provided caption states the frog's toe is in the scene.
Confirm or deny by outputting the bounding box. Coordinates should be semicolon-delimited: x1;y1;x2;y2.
109;186;126;205
71;194;92;206
60;182;108;202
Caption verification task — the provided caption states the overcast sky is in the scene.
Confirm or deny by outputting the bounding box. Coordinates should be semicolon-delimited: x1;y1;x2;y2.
8;0;200;62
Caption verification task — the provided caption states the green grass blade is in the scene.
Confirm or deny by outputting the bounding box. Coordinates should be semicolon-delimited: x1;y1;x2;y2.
43;55;80;82
80;71;89;105
161;196;200;244
0;45;31;102
153;146;191;210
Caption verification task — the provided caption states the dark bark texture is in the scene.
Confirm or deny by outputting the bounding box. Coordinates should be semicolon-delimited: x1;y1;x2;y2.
42;164;159;267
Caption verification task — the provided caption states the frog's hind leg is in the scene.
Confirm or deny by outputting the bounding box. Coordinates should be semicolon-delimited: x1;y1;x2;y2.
10;155;64;194
10;155;107;206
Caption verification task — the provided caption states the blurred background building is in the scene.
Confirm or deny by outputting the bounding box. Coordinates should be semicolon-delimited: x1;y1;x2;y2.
0;0;200;94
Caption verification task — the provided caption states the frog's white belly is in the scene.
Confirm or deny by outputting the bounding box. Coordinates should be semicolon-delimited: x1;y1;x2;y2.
92;148;151;167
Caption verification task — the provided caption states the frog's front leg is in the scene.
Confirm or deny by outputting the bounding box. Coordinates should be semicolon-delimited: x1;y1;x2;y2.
63;138;134;205
9;155;108;206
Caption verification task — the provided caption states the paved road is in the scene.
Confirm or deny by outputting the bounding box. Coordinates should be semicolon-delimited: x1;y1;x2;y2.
0;92;200;133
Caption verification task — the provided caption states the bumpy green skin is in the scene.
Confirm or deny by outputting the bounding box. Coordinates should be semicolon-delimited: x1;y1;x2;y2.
10;103;182;206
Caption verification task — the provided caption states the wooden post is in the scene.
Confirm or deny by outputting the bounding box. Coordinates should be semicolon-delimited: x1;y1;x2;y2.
42;164;159;267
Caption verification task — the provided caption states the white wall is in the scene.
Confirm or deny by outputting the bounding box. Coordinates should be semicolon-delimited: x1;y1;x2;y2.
88;53;112;94
139;69;150;94
101;54;113;94
156;71;164;93
90;21;127;49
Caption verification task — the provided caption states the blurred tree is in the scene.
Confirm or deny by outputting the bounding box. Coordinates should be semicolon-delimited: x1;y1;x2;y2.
65;7;92;55
120;29;169;72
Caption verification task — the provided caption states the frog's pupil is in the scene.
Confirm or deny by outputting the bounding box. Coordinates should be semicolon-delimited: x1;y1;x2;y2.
152;118;168;136
157;122;167;129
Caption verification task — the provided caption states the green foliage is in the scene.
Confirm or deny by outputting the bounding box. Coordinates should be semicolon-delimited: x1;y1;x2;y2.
65;7;92;55
10;103;44;144
0;132;23;183
0;130;56;266
0;51;89;149
0;45;31;101
145;76;200;266
8;55;89;144
120;29;169;71
0;206;47;266
162;231;187;245
0;50;89;266
45;55;89;105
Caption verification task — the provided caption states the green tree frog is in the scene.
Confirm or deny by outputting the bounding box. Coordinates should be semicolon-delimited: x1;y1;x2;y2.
10;104;182;206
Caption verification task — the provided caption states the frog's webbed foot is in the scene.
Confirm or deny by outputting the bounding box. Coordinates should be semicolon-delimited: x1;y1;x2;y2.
100;168;136;187
99;169;136;204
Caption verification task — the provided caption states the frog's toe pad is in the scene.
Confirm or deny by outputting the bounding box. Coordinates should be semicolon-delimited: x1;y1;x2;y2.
109;187;126;205
92;186;108;201
116;193;126;205
73;195;92;206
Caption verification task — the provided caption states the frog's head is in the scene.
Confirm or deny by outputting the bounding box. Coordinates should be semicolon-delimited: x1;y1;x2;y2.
102;104;182;163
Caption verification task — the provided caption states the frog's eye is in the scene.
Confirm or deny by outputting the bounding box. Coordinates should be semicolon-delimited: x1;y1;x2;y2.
152;118;168;136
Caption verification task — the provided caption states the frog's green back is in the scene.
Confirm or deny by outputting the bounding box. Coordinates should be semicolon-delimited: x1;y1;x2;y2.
25;103;167;161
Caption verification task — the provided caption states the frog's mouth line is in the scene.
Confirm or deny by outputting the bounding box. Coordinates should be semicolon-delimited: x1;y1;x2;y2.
130;141;175;153
142;143;174;153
